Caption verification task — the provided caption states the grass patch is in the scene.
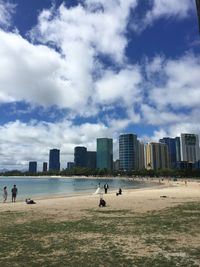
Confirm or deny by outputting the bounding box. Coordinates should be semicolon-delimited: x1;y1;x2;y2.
0;202;200;266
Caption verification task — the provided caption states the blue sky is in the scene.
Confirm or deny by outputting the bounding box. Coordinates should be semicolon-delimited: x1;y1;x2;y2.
0;0;200;170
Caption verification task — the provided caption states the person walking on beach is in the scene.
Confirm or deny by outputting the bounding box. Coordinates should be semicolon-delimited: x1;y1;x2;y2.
3;186;8;203
11;185;18;202
104;183;109;194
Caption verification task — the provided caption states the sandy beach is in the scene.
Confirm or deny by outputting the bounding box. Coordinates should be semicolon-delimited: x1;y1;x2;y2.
1;179;200;221
1;179;200;266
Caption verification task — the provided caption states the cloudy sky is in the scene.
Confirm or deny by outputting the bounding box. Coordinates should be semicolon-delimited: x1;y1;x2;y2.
0;0;200;170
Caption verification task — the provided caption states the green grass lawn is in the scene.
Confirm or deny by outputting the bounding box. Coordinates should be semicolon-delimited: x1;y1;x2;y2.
0;202;200;267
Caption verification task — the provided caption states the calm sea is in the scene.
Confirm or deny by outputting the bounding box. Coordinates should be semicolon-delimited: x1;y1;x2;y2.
0;176;153;201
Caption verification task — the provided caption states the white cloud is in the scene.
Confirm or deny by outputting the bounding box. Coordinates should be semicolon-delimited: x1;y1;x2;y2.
146;0;193;20
0;1;142;117
0;0;200;169
140;104;187;125
31;1;137;63
0;1;195;118
0;119;126;170
94;66;142;105
145;55;165;78
139;53;200;141
147;54;200;109
0;29;98;115
29;0;143;114
0;0;16;27
132;0;193;32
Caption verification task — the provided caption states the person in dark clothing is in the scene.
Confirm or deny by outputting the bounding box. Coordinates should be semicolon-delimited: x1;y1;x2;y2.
116;188;122;196
11;185;18;202
104;183;109;194
26;198;36;204
99;197;106;207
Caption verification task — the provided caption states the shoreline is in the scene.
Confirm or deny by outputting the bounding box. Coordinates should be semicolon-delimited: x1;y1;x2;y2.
0;179;164;203
0;177;163;203
0;180;200;216
1;174;200;179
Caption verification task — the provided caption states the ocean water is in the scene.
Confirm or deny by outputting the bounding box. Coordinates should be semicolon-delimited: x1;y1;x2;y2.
0;176;152;201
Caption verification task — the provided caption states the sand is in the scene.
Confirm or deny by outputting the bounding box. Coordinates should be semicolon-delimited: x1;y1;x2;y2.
0;179;200;221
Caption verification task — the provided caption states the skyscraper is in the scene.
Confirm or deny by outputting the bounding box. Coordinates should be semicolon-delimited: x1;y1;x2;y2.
86;151;97;169
145;142;169;170
175;137;181;163
113;159;120;171
138;141;145;170
97;138;113;170
67;162;74;170
119;134;138;171
159;137;177;168
180;134;200;162
29;161;37;173
74;146;87;167
43;162;48;172
144;143;151;170
49;149;60;171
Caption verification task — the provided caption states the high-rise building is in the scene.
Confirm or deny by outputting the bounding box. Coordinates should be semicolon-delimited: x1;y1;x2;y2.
113;159;120;171
87;151;97;169
119;134;138;171
49;149;60;171
138;141;145;169
144;143;151;170
29;161;37;173
67;162;74;170
175;137;181;163
159;138;177;168
97;138;113;170
43;162;48;172
180;134;200;162
145;142;169;170
74;146;87;167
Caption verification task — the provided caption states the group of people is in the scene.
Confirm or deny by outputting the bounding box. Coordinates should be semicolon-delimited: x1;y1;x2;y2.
3;185;36;204
98;182;123;207
2;185;18;203
3;182;122;206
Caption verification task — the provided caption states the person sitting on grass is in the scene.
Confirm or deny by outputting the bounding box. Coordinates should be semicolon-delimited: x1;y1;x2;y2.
116;188;122;196
99;197;106;207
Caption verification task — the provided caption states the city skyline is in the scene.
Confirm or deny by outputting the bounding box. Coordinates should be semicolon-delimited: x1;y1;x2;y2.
0;1;200;170
25;132;200;172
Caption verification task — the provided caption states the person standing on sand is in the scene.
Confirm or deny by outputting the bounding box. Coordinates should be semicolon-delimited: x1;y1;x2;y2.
11;185;18;202
3;186;8;203
104;183;109;194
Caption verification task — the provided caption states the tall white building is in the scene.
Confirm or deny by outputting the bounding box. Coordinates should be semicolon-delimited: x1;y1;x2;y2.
180;134;200;162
